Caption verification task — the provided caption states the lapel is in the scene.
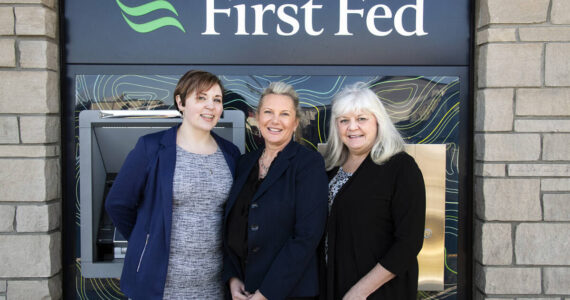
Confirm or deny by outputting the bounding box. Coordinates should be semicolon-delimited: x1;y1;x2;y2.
159;126;178;246
223;149;261;219
252;141;298;203
329;154;372;214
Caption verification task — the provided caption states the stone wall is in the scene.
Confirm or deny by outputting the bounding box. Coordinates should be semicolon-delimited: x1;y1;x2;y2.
0;0;568;299
475;0;570;299
0;0;61;299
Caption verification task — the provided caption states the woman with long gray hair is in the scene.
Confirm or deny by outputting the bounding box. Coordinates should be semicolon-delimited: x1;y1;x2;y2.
322;82;426;299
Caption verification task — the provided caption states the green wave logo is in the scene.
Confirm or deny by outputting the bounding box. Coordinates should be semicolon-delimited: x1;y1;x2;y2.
116;0;186;33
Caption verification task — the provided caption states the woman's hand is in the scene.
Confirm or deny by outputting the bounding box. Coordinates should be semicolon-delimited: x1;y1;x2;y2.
249;290;268;300
342;263;396;300
229;277;251;300
342;285;368;300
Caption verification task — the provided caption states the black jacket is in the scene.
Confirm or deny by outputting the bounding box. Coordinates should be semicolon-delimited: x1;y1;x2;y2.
223;141;329;300
324;152;426;300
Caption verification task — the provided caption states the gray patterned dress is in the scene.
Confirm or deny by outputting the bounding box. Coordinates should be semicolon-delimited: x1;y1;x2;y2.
325;167;352;263
162;146;233;299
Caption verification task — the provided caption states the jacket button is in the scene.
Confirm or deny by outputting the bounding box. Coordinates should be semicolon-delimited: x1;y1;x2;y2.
251;203;258;209
250;224;259;231
252;246;260;253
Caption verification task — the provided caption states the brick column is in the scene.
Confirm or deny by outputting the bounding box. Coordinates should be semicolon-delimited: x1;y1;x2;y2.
0;0;61;299
475;0;570;299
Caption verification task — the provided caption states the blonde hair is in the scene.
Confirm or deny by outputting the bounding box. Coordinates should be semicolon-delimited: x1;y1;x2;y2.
257;81;300;118
324;82;404;170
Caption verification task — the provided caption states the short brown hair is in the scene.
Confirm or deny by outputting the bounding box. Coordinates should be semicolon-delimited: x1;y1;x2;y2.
173;70;224;112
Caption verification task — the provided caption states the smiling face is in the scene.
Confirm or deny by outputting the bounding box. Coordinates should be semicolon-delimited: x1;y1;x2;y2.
176;84;223;133
257;93;299;149
336;110;378;156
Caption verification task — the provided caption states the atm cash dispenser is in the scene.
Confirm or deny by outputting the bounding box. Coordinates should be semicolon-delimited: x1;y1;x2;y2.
79;110;245;278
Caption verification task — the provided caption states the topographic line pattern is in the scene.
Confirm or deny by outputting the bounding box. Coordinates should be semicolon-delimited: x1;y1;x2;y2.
72;74;461;300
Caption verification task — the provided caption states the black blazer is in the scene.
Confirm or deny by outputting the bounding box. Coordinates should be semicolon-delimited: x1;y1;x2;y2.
325;152;426;300
223;141;329;300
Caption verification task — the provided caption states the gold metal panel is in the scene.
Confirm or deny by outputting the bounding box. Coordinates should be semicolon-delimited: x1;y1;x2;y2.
405;144;446;291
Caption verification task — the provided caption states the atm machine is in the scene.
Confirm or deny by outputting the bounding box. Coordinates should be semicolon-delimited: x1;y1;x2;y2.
79;110;245;278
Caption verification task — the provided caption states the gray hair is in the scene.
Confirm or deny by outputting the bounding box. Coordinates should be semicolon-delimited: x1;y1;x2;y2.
324;82;404;170
257;81;300;118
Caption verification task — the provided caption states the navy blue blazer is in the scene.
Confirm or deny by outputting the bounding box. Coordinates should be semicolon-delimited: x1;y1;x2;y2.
222;141;328;300
105;125;240;299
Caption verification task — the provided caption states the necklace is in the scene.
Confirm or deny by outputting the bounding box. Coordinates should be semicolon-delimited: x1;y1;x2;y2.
259;149;270;179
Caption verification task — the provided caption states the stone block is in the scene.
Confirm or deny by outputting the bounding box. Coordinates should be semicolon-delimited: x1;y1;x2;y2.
15;7;56;38
552;0;570;24
475;178;541;221
0;233;61;277
475;134;540;161
516;223;570;265
476;292;514;300
543;194;570;221
16;202;60;232
543;134;570;160
515;120;570;132
520;27;570;42
475;264;541;294
0;116;19;144
546;44;570;86
19;40;58;70
0;39;15;67
0;0;54;6
544;267;570;294
20;116;60;143
476;28;517;45
0;205;15;232
509;164;570;177
0;7;14;35
475;290;513;300
0;159;59;202
478;0;549;26
474;220;512;265
0;71;59;113
478;44;542;88
542;178;570;191
0;145;59;157
475;89;513;131
474;163;505;177
6;275;61;300
516;88;570;116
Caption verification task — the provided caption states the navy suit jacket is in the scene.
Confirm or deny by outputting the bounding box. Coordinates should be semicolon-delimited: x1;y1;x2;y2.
105;125;240;299
223;141;328;300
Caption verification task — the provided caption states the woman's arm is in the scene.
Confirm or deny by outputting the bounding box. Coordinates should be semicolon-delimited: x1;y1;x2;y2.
342;263;395;300
377;155;426;276
104;137;150;239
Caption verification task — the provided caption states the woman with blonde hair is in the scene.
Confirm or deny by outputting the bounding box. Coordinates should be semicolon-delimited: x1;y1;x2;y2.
223;82;328;300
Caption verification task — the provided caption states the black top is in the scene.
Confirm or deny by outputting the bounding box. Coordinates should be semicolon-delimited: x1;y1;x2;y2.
227;163;263;269
324;152;426;300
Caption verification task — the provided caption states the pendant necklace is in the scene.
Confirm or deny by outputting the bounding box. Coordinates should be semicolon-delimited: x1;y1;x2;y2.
259;149;270;178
